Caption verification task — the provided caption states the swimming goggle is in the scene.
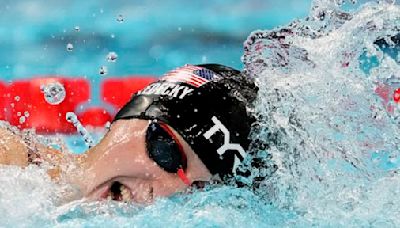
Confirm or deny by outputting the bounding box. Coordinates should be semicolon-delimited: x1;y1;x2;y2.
145;121;191;185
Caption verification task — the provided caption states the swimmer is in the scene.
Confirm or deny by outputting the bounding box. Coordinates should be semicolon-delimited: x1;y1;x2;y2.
0;63;258;203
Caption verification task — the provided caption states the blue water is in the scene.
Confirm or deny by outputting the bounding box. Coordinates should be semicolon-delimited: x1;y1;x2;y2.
0;0;310;81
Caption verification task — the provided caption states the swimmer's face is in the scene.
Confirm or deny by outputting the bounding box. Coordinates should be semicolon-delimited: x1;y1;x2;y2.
77;119;211;203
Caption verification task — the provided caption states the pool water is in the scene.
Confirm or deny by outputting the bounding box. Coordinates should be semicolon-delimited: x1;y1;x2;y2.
2;0;400;227
0;0;310;80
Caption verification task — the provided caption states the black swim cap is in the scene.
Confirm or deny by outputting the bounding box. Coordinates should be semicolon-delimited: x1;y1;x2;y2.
113;64;258;179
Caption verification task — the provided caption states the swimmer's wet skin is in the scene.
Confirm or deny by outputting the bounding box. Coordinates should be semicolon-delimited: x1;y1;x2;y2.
0;63;258;204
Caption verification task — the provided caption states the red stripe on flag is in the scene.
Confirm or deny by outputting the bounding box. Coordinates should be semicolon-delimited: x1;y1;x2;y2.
161;65;209;87
162;76;204;87
164;73;207;84
163;72;207;84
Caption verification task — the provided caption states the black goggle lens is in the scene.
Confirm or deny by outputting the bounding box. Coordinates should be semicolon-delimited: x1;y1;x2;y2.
145;122;185;173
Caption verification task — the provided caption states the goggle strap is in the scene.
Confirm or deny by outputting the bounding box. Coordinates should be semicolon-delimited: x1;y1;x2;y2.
177;168;191;186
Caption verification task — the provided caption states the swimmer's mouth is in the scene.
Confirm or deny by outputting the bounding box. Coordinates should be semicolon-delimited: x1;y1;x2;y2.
101;181;132;202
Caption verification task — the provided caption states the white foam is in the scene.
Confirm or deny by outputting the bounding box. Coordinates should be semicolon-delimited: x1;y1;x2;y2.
243;1;400;225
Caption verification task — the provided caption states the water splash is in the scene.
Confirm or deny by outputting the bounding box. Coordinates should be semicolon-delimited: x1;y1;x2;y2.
241;0;400;225
66;112;95;148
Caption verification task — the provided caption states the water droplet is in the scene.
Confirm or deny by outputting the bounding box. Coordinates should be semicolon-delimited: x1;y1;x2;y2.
66;112;95;148
99;66;108;75
14;96;20;101
66;112;77;122
116;14;124;23
104;121;111;130
74;26;80;32
107;52;118;62
41;82;66;105
201;55;207;63
389;155;397;163
19;116;26;124
66;43;74;51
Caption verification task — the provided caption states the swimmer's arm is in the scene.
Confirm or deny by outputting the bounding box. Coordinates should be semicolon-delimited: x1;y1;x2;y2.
0;127;63;180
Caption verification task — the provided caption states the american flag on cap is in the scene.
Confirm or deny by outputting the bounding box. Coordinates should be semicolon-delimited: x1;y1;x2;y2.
161;65;219;88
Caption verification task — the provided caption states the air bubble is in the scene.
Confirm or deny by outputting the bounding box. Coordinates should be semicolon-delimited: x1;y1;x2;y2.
107;52;118;62
40;82;66;105
24;111;29;117
66;43;74;51
14;96;20;101
74;26;80;32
